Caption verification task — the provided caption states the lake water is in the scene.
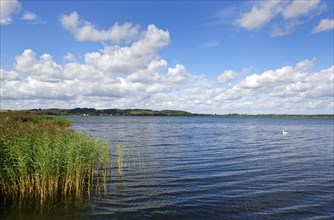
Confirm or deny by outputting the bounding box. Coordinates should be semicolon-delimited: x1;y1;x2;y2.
2;116;334;219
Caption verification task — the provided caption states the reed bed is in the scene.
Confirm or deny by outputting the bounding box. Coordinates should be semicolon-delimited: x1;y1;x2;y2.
0;111;111;206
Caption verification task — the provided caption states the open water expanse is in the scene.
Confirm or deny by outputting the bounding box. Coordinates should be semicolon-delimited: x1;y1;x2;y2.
71;116;334;220
2;116;334;219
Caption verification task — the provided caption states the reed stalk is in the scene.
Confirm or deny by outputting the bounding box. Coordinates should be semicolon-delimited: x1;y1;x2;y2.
116;144;124;177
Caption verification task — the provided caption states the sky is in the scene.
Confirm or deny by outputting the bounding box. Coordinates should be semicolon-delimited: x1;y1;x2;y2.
0;0;333;114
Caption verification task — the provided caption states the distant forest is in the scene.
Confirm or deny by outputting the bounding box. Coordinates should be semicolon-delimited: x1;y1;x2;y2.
27;108;334;118
30;108;198;116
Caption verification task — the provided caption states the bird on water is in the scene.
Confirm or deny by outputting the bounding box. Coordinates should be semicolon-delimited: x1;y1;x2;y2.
282;130;288;135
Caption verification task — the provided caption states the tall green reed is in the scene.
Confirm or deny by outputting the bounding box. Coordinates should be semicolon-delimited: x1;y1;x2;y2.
0;111;111;206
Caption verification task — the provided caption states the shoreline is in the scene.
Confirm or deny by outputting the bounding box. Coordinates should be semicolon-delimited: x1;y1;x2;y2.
1;109;333;118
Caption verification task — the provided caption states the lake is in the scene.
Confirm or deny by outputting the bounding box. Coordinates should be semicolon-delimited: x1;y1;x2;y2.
2;116;334;219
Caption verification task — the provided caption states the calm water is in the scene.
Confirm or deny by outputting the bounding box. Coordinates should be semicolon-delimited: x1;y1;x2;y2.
3;116;334;219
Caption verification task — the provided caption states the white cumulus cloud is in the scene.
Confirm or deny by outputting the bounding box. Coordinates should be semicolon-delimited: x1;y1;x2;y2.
84;24;170;74
14;49;63;82
235;0;326;36
0;69;19;81
312;18;334;33
212;60;333;114
60;11;141;44
0;0;21;25
217;70;237;83
282;0;321;19
2;48;332;114
21;11;37;20
1;43;189;103
238;59;315;90
234;1;284;30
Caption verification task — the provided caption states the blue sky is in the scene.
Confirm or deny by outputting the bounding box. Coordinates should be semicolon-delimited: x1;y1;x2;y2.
1;0;333;114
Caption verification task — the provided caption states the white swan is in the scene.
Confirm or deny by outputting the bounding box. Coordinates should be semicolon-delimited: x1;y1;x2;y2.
282;130;288;135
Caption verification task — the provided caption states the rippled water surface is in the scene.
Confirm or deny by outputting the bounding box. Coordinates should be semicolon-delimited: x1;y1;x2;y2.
70;116;334;220
4;116;334;219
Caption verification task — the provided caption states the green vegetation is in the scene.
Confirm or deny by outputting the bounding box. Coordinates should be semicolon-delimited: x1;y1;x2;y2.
0;111;111;206
28;108;334;117
30;108;197;116
116;144;124;178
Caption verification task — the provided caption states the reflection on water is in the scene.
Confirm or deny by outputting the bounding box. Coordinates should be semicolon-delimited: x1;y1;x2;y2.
1;116;333;219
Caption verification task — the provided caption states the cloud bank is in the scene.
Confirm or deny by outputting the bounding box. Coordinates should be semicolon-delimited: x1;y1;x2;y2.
1;48;333;114
1;10;333;114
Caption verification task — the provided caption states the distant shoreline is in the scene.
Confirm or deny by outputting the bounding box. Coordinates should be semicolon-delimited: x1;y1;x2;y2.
1;108;333;118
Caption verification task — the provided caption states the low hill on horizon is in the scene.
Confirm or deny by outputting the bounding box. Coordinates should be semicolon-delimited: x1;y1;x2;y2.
20;108;334;117
28;108;200;116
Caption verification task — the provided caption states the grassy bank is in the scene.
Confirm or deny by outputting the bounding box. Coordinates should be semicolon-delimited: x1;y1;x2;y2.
0;111;111;206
